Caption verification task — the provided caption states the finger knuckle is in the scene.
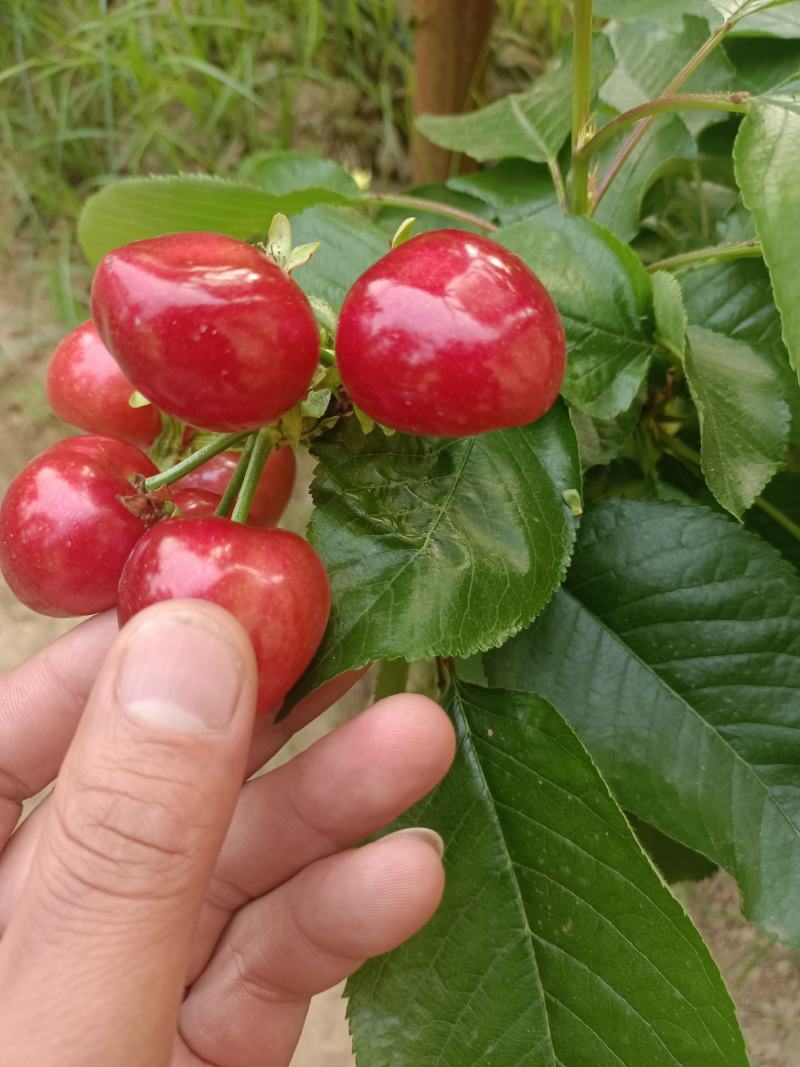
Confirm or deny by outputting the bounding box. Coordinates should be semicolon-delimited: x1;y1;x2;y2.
48;764;210;905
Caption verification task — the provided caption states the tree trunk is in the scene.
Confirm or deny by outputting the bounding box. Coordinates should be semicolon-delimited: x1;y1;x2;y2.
411;0;496;185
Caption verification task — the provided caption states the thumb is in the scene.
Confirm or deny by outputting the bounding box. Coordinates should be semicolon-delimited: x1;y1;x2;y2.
0;599;257;1067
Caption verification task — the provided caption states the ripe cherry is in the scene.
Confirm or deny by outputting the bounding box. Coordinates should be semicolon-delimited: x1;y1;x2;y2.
45;321;162;448
174;446;296;527
0;435;160;617
336;229;566;437
169;487;221;519
117;518;330;713
91;232;321;432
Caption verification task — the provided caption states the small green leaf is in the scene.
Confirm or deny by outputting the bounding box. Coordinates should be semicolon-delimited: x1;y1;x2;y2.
498;213;656;418
300;389;332;419
486;498;800;946
629;817;718;883
284;241;320;274
734;80;800;381
128;390;151;409
347;683;747;1066
652;270;688;359
684;325;789;516
77;175;355;264
390;216;416;247
290;403;579;699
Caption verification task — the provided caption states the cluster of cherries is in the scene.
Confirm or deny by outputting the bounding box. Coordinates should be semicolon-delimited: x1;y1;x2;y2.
0;222;565;714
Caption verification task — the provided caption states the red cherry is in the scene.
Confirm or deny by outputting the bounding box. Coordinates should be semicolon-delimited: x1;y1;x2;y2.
45;321;162;448
0;435;159;617
91;232;321;432
175;447;296;527
169;487;221;519
117;518;330;713
336;229;566;437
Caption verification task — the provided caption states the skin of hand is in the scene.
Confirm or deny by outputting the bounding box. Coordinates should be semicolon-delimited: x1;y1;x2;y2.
0;599;455;1066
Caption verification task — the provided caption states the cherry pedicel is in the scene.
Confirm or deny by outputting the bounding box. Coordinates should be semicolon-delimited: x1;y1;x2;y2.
174;446;296;527
91;232;321;432
0;436;160;617
117;518;331;714
45;320;162;449
335;229;566;437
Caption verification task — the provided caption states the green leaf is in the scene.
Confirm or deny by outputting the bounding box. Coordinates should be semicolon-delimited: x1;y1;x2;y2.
236;149;359;197
732;2;800;37
291;403;580;699
593;0;721;25
415;37;613;169
683;325;789;516
594;116;698;242
347;683;747;1066
447;159;557;223
734;80;800;381
498;213;656;418
486;498;800;946
745;471;800;569
681;257;800;441
652;270;688;359
77;174;355;264
289;205;388;309
595;0;798;28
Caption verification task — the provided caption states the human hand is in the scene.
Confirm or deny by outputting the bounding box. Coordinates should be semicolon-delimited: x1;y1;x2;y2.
0;600;455;1065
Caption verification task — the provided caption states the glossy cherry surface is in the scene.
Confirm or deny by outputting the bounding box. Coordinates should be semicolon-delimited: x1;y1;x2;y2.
91;232;320;431
175;446;296;527
336;229;566;437
117;518;330;713
46;321;162;448
0;435;159;617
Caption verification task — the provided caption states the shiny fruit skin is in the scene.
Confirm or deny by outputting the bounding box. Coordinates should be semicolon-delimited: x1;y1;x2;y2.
0;435;158;617
169;487;221;519
91;232;321;432
175;447;296;527
45;321;162;448
117;518;331;713
335;229;566;437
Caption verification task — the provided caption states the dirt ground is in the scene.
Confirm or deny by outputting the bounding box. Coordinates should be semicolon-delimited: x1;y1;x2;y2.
2;273;800;1066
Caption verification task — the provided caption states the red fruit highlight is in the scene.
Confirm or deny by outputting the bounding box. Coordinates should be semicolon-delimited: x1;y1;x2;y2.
45;321;162;448
0;435;159;617
336;229;566;437
117;518;330;713
91;232;321;432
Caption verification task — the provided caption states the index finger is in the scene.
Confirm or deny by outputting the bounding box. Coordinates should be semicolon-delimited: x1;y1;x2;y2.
0;611;118;846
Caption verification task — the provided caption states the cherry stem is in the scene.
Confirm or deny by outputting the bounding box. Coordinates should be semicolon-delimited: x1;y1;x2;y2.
646;238;762;273
663;435;800;544
570;0;594;215
576;92;751;162
215;435;257;518
364;193;498;233
230;428;274;524
143;432;245;492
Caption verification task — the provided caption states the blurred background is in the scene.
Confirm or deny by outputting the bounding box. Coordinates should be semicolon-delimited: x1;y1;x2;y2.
2;3;800;1064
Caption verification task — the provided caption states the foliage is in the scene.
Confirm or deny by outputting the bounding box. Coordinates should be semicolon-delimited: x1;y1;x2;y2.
65;0;800;1061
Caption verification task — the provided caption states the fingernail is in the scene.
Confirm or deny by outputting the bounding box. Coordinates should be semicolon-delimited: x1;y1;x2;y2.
116;610;243;733
384;827;445;859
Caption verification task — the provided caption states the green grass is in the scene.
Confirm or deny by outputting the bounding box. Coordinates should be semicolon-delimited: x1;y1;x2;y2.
0;0;564;255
